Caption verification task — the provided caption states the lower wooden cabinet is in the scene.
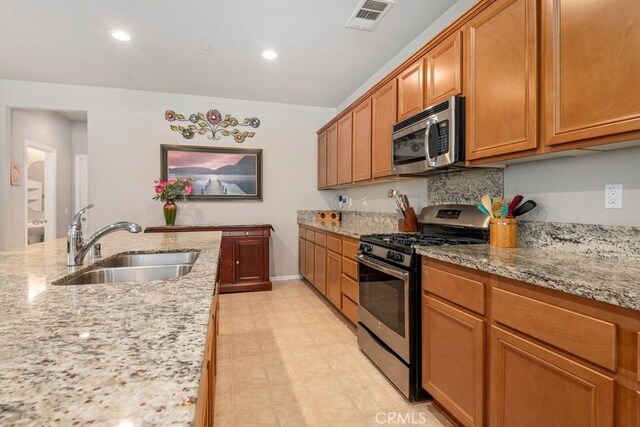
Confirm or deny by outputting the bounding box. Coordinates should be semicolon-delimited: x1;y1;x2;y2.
422;295;484;427
326;250;342;308
298;237;305;277
490;326;615;427
305;240;315;283
314;245;327;294
195;289;219;426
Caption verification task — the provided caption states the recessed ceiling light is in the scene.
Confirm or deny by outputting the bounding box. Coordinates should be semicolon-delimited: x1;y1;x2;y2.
110;30;131;42
262;50;277;60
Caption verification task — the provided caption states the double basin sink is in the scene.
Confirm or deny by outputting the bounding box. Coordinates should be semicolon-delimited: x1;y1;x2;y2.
55;251;200;286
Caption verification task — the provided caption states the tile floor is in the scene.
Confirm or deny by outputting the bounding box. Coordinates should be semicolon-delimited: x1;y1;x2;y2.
214;280;453;426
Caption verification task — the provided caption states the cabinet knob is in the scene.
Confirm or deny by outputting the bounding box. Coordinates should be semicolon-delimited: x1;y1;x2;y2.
236;261;240;264
245;231;249;235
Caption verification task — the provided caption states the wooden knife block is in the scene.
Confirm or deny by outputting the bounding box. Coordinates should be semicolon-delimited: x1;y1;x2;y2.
398;207;419;232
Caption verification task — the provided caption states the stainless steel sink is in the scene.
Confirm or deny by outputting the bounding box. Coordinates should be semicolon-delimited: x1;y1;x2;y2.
98;251;200;268
53;250;201;286
54;264;194;286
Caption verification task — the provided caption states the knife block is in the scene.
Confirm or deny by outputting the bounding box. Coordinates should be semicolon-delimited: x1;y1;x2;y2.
398;207;419;232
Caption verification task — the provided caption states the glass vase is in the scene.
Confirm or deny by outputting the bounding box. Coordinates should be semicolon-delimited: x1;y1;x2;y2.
163;199;177;226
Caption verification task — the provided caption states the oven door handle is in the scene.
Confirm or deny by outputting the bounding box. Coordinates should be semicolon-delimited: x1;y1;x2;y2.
356;254;409;280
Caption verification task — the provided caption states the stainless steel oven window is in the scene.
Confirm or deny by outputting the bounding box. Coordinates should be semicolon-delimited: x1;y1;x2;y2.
392;126;426;166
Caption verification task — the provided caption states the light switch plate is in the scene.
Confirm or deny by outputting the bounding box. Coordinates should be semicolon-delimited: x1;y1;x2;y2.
605;184;622;209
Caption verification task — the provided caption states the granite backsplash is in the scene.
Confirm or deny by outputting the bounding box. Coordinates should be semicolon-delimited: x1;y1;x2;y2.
427;168;504;205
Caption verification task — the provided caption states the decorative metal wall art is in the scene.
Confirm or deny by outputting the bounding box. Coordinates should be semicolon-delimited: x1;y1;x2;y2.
165;109;260;143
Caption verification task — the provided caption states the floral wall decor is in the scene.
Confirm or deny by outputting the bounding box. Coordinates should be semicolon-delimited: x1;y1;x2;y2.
165;109;260;143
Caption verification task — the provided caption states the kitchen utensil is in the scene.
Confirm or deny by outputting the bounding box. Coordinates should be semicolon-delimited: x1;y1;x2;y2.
492;200;504;218
507;195;523;218
477;204;491;216
481;194;493;218
513;200;537;217
502;203;508;218
396;208;406;219
402;194;410;210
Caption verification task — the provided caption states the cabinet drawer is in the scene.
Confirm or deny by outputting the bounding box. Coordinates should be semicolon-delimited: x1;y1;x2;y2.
299;227;306;239
342;257;358;280
423;265;485;315
305;229;315;241
327;235;342;254
341;274;358;303
492;288;617;370
342;295;358;325
225;229;266;237
343;239;359;260
314;232;326;247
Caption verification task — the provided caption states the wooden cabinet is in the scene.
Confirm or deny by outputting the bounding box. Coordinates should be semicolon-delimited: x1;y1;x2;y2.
305;239;314;283
313;244;326;295
144;225;272;293
542;0;640;148
326;123;338;187
317;131;327;189
490;326;615;427
326;250;342;308
372;79;397;178
425;30;462;107
465;0;538;161
195;283;219;427
337;113;353;185
422;295;484;427
352;99;372;182
298;237;305;277
397;60;424;121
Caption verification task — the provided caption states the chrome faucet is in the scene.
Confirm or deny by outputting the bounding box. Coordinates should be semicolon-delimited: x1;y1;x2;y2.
67;204;142;266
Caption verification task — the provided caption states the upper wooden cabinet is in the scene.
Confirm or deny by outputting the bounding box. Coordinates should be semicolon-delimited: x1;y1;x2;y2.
337;113;353;185
352;99;372;182
326;123;338;187
542;0;640;148
317;131;327;189
397;60;424;121
465;0;538;161
372;79;397;178
425;31;462;107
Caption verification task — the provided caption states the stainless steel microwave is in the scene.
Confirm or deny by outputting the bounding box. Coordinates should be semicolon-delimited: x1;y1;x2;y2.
391;96;465;175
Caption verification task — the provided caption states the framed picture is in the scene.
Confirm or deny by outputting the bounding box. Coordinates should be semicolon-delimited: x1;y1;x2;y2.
10;162;21;186
160;144;262;201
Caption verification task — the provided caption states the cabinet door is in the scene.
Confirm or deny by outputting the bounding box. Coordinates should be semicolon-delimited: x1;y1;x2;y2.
465;0;538;161
234;239;264;284
490;326;615;427
326;123;338;187
423;295;484;427
397;60;424;121
305;240;315;283
317;131;327;189
326;250;342;308
337;113;353;185
542;0;640;147
425;31;462;107
219;238;235;285
352;98;372;182
298;237;306;277
314;245;327;295
372;79;397;178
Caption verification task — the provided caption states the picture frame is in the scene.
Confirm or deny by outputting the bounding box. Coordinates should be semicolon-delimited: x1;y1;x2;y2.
10;162;21;186
160;144;262;201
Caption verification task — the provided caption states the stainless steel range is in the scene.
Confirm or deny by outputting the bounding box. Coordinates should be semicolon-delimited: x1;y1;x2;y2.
356;204;490;401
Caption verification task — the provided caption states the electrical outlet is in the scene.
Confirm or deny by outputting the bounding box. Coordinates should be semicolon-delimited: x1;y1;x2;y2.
361;196;367;207
605;184;622;209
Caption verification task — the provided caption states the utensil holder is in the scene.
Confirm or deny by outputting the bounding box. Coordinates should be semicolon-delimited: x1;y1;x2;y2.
398;207;419;232
489;218;517;248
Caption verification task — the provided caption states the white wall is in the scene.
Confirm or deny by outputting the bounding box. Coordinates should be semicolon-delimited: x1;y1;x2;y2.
0;79;335;278
336;0;476;113
505;147;640;226
11;109;74;242
328;179;429;213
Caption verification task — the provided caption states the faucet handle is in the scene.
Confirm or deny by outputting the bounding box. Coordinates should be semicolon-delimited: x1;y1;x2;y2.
70;204;94;229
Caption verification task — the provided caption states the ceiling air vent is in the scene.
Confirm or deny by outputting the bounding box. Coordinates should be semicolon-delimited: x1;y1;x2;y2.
346;0;394;31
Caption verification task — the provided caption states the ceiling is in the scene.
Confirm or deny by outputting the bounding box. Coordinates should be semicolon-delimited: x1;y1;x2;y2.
0;0;457;107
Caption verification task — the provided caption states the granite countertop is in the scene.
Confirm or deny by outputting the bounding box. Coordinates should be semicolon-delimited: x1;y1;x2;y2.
0;231;221;426
145;224;274;231
417;245;640;312
297;220;394;239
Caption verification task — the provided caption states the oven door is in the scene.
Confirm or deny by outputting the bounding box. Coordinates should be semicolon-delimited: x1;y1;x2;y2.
357;254;411;363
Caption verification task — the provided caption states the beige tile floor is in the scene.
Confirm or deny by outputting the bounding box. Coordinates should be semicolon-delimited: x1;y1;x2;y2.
214;280;454;427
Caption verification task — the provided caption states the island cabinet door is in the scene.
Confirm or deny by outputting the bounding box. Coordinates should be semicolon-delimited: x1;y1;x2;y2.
422;295;484;427
542;0;640;148
234;239;265;284
490;326;615;427
219;238;235;285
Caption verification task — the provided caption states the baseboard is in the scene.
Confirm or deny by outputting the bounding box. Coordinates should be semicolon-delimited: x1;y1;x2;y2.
270;274;302;282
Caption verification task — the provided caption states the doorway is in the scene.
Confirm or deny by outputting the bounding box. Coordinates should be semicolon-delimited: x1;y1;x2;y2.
24;140;57;244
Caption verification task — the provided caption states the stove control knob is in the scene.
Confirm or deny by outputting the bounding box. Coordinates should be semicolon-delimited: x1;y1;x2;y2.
386;251;394;260
360;244;372;253
394;253;404;262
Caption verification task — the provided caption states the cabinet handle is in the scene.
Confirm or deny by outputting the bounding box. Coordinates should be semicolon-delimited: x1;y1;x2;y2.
236;261;240;264
245;232;249;235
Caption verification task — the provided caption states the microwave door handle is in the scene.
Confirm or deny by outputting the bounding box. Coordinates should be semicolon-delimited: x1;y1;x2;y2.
425;117;438;168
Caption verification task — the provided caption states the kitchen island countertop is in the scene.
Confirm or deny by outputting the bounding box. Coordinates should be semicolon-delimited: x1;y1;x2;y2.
0;231;221;426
